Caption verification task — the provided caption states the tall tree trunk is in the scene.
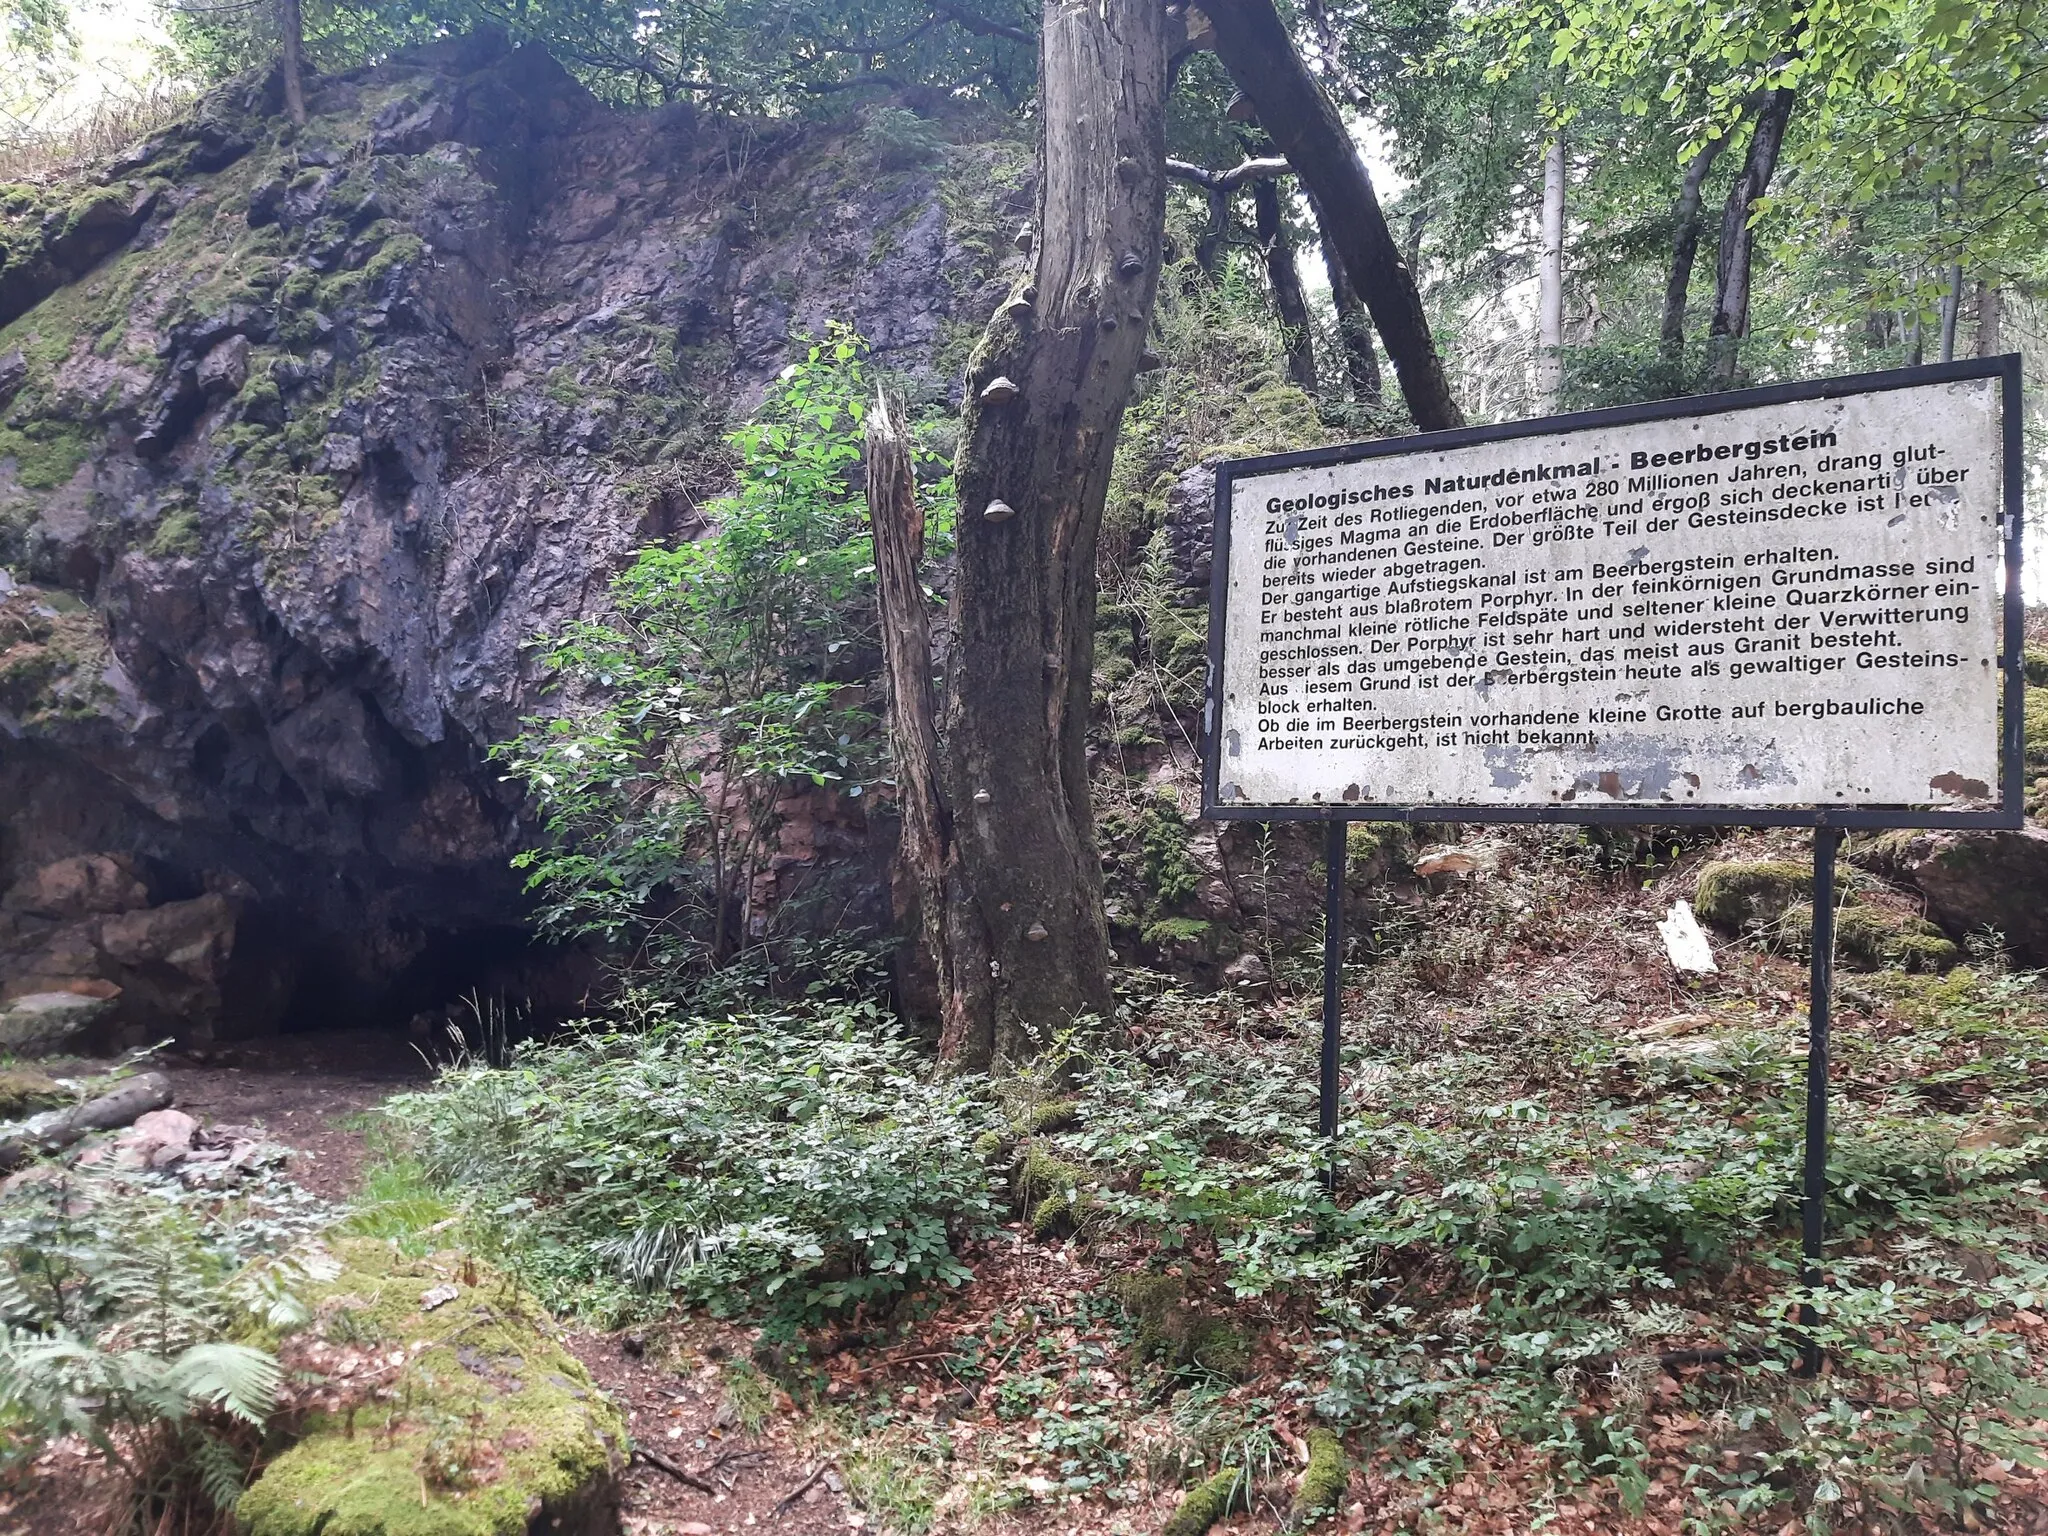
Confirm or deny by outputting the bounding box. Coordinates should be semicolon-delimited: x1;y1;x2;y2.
1905;306;1924;367
1535;133;1565;414
1253;177;1318;394
1660;138;1724;362
1975;281;2002;356
1311;189;1381;402
906;0;1167;1068
1708;85;1795;382
1200;0;1462;429
1938;260;1963;363
278;0;308;126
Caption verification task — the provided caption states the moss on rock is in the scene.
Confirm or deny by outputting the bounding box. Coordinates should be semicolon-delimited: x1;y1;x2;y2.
1161;1466;1247;1536
1694;859;1844;931
1775;903;1958;972
0;1066;64;1118
236;1237;625;1536
1290;1427;1348;1526
1107;1270;1252;1379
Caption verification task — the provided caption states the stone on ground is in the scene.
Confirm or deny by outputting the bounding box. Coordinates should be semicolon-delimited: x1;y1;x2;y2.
237;1238;626;1536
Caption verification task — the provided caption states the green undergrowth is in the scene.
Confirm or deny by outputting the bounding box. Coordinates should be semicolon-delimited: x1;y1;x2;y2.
379;997;1006;1331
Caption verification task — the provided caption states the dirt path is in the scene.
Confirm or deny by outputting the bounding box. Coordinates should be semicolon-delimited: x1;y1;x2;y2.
160;1029;432;1202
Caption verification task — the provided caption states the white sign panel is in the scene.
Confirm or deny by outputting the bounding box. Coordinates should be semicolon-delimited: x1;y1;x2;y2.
1211;372;2012;813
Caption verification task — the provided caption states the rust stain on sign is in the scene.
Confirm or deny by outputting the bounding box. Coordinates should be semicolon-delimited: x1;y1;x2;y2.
1928;771;1991;799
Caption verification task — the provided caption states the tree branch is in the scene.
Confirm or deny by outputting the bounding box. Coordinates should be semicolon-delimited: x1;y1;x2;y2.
935;1;1032;45
1165;155;1289;192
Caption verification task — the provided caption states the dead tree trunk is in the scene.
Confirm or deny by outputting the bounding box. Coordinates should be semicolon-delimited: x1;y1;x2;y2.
278;0;308;126
890;0;1167;1069
1660;138;1725;362
1535;133;1565;414
1252;177;1318;394
1311;189;1381;402
1708;85;1795;382
867;391;952;1020
1200;0;1462;429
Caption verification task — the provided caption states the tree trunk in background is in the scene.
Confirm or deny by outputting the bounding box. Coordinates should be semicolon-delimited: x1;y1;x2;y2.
927;0;1168;1068
1312;190;1382;402
1708;86;1794;382
278;0;308;126
1253;177;1318;394
1660;139;1723;362
1938;261;1963;363
866;391;952;1023
1194;184;1229;278
1976;282;2002;356
1535;134;1565;414
1201;0;1462;430
1906;307;1924;367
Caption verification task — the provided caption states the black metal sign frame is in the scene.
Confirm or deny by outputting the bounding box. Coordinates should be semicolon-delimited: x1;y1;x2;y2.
1201;356;2026;832
1200;359;2026;1358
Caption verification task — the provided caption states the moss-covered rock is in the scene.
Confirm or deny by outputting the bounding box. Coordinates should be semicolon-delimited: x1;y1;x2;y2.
1694;859;1840;931
1015;1143;1104;1238
1161;1466;1247;1536
1290;1427;1349;1526
1107;1271;1251;1379
236;1237;625;1536
0;1066;64;1118
1774;903;1958;972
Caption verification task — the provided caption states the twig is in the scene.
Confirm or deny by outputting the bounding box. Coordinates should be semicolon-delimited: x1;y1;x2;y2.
773;1460;834;1516
633;1444;716;1494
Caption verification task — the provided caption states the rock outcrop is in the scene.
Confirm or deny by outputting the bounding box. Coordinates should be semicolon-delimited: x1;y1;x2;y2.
0;36;1013;1037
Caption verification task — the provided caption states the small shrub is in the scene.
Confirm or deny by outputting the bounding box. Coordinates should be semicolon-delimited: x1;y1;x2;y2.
382;999;1005;1328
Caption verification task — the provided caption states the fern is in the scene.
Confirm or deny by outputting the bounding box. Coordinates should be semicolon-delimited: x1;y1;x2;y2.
161;1342;282;1426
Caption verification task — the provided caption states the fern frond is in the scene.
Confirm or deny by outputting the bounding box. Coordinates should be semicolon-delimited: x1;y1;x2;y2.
187;1424;253;1511
161;1343;282;1426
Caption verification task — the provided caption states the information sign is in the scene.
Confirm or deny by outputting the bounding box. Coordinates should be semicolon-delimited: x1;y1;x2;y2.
1205;361;2026;1357
1204;360;2024;826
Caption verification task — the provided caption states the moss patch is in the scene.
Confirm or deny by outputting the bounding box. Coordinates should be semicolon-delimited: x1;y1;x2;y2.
1160;1465;1247;1536
1107;1271;1251;1380
236;1237;625;1536
0;1066;64;1118
1291;1427;1348;1525
0;418;93;490
1694;859;1844;931
1775;903;1959;972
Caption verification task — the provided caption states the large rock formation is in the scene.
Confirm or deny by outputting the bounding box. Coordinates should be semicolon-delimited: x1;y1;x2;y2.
0;35;1012;1039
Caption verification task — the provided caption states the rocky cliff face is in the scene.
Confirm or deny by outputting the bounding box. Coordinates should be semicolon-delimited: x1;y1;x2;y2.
0;36;1017;1040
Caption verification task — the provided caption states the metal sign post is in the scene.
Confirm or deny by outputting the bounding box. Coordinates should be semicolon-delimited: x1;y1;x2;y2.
1801;825;1841;1373
1206;360;2025;1358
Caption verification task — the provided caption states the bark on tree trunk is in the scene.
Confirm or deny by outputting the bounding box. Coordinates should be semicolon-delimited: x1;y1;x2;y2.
1975;282;2002;356
278;0;308;126
1660;139;1724;362
1200;0;1462;429
921;0;1168;1068
1253;177;1318;394
1194;184;1230;278
866;391;952;1021
1535;134;1565;414
1708;86;1795;382
1311;189;1381;402
1939;260;1963;363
